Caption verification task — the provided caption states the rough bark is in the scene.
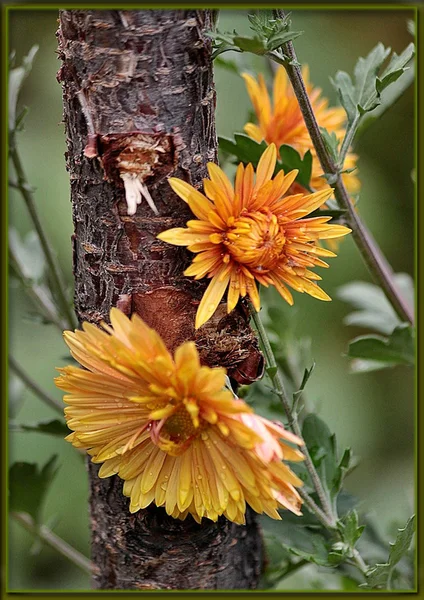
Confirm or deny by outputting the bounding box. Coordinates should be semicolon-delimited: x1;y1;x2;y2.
57;9;264;590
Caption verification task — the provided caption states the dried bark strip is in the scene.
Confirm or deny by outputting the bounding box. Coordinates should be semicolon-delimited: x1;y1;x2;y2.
58;9;263;590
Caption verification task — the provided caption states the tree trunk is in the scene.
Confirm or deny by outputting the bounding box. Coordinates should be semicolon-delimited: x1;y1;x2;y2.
57;9;264;590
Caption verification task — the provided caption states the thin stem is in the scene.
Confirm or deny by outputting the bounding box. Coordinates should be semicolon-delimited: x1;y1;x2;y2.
11;511;94;575
270;10;414;326
9;355;64;415
351;548;369;576
9;140;77;331
276;558;309;580
9;249;66;333
298;488;336;530
249;303;336;528
338;113;360;167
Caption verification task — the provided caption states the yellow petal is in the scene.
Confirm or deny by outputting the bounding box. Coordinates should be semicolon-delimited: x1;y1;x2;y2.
195;269;230;329
254;143;277;192
168;178;213;220
206;162;234;202
243;123;264;143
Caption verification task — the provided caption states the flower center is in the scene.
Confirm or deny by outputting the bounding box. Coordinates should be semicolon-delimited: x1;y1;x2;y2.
151;403;205;456
162;405;197;440
225;211;286;271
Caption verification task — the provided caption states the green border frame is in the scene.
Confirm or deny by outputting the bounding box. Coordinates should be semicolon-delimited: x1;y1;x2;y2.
2;2;421;599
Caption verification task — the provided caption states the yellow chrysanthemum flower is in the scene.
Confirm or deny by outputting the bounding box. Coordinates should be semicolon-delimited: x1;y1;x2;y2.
55;308;305;525
158;144;351;329
242;66;360;195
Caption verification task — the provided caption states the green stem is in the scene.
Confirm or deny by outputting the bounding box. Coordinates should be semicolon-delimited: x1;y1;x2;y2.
249;302;336;529
9;248;66;333
11;511;94;575
338;113;360;167
9;140;77;331
352;548;369;576
269;11;414;326
9;355;64;415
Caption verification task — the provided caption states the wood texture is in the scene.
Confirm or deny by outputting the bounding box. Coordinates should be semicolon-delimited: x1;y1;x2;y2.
58;9;264;589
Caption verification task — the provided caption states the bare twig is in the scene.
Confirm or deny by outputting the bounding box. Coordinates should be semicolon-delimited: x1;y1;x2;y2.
11;512;94;575
9;355;64;415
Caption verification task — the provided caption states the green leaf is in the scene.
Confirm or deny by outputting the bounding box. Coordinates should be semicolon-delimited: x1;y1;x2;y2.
354;43;391;113
331;42;414;124
214;56;242;75
9;456;59;523
320;127;340;163
376;43;415;94
362;516;415;589
388;515;415;567
266;365;278;380
9;45;39;132
233;35;267;55
218;136;313;190
349;358;397;374
19;419;69;437
302;414;336;494
337;510;365;548
347;324;415;367
338;274;414;336
332;448;354;498
331;71;357;124
219;134;268;165
278;146;312;190
266;30;303;52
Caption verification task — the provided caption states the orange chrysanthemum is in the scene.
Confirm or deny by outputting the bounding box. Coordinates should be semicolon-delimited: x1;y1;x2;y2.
242;66;360;195
157;144;351;329
55;308;305;525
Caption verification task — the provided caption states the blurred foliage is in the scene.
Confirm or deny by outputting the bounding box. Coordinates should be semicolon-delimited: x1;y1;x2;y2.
8;8;415;591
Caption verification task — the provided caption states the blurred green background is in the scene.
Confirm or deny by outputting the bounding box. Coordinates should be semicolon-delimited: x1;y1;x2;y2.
8;9;414;591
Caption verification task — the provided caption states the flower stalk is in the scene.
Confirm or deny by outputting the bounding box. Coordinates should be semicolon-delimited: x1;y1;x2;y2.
270;9;414;326
248;300;336;529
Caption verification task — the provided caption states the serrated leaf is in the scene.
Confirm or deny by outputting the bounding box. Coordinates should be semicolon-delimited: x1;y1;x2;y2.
9;45;38;132
332;447;353;497
330;71;357;124
376;43;415;94
338;510;365;547
363;516;415;589
266;30;303;52
9;456;59;523
302;414;336;492
332;42;414;126
278;146;312;190
218;136;313;190
211;42;241;60
293;363;315;406
19;419;69;437
320;127;340;163
347;324;415;367
388;515;415;567
338;274;414;336
233;35;267;55
219;134;268;165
